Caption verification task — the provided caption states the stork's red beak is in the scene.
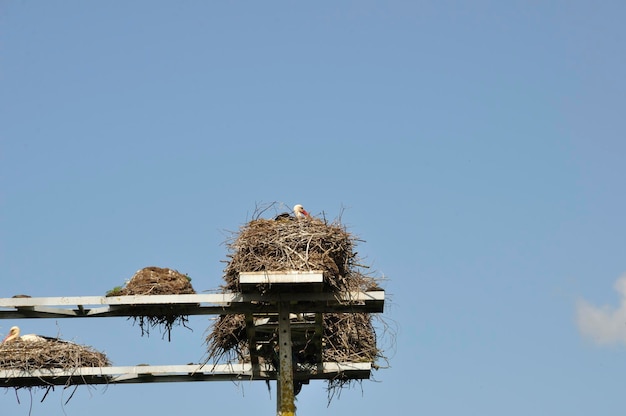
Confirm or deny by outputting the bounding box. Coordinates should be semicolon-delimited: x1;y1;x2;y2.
302;209;309;216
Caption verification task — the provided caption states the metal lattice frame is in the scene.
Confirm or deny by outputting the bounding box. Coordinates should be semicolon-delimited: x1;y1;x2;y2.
0;271;385;415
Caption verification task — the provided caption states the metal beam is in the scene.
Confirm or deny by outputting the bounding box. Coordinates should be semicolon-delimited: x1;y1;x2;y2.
0;362;371;388
0;291;384;319
0;276;385;398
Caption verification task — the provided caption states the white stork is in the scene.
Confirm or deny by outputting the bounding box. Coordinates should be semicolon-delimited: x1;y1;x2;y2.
275;204;310;221
2;326;61;343
293;204;309;219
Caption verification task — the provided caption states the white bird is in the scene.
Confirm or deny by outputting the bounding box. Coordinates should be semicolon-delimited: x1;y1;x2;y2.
275;204;310;221
293;204;309;219
2;326;61;343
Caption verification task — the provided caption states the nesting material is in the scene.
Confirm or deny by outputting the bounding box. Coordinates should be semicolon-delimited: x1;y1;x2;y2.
206;213;386;397
106;266;196;340
222;218;363;293
0;339;111;371
0;339;111;402
107;266;196;296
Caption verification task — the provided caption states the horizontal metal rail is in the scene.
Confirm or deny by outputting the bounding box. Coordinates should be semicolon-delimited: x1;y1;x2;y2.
0;362;371;387
0;291;384;319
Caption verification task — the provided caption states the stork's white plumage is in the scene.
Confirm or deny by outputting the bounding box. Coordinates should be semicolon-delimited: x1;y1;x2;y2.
2;326;58;343
293;204;309;219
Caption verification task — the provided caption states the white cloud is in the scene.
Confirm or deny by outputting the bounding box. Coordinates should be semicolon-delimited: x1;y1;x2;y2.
576;274;626;346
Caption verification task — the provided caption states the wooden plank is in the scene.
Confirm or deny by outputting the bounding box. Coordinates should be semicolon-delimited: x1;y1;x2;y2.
277;302;296;416
239;271;324;285
312;313;324;363
245;313;260;370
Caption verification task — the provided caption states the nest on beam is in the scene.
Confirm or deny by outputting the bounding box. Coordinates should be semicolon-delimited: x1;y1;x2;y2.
0;339;111;402
221;217;362;293
106;266;196;340
206;209;387;399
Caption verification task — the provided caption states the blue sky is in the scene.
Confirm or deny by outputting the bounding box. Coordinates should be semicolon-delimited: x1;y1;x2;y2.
1;1;625;415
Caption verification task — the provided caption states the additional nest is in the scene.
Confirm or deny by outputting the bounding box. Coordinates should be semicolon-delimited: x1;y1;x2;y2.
206;211;387;398
107;266;196;296
0;339;111;402
106;266;196;340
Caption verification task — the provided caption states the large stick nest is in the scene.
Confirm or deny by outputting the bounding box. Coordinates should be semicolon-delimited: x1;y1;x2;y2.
0;339;111;401
106;266;196;340
0;340;111;371
206;211;387;397
108;266;196;296
222;218;366;293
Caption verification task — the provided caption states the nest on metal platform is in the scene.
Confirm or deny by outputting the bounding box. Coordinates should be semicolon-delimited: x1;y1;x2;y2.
205;207;387;398
106;266;196;340
0;339;111;402
221;216;362;293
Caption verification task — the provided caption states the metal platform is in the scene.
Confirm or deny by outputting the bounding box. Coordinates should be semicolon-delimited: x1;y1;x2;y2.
0;271;385;416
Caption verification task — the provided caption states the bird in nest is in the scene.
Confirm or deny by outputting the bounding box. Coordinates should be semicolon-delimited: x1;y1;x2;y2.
2;326;67;344
274;204;310;221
